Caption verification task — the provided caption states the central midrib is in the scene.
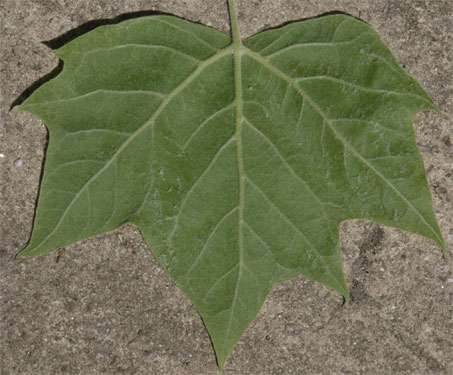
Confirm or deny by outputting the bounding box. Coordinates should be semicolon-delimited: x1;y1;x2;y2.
221;0;246;361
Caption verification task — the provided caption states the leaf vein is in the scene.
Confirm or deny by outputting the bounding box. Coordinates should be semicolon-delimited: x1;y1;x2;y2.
77;43;201;67
330;118;404;137
203;263;239;302
296;75;431;103
100;159;119;230
183;102;235;150
64;128;132;137
184;206;239;280
244;175;326;265
243;117;326;209
22;89;165;108
243;221;293;273
265;32;370;59
154;18;218;53
47;159;105;180
167;136;235;245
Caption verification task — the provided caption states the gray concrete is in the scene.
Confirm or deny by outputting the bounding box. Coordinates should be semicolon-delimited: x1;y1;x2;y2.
1;0;452;374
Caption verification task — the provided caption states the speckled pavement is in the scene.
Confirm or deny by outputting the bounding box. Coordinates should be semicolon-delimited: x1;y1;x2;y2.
1;1;452;374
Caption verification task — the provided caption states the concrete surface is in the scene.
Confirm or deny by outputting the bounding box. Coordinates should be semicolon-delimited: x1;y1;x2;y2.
1;0;452;374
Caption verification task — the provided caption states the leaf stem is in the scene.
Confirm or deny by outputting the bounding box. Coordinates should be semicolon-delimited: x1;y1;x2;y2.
228;0;241;45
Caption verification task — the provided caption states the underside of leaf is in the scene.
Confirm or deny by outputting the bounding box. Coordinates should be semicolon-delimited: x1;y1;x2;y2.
18;2;444;368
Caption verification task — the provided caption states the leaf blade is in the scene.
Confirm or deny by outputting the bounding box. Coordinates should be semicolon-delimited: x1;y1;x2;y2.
18;11;444;369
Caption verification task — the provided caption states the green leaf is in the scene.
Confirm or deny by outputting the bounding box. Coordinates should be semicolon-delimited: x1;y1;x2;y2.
18;0;444;368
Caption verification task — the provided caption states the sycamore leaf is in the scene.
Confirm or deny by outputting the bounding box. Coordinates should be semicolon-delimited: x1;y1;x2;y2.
18;0;444;368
